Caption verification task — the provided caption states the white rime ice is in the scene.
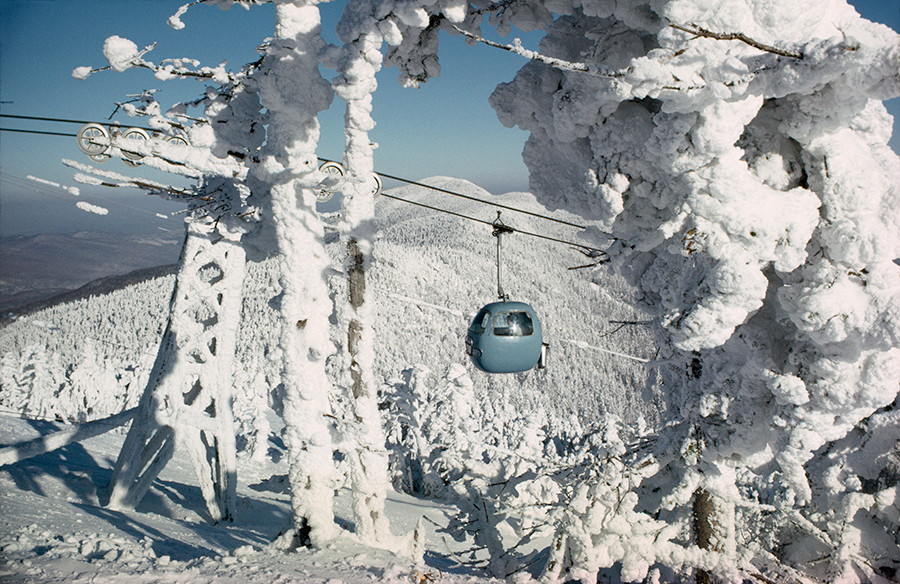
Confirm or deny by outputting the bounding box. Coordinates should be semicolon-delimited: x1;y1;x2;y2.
483;0;900;580
75;201;109;216
333;1;393;546
253;3;340;548
105;219;245;523
102;35;143;73
69;0;344;547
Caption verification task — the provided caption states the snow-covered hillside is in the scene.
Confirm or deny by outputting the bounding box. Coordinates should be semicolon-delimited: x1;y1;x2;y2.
0;178;659;436
0;412;491;584
0;178;662;581
370;178;659;426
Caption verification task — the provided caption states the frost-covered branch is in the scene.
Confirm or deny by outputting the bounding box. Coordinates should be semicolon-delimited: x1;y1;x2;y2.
72;39;159;80
68;158;255;225
109;90;159;120
73;36;237;84
63;158;193;197
668;22;804;59
449;24;625;78
110;91;202;137
469;0;526;17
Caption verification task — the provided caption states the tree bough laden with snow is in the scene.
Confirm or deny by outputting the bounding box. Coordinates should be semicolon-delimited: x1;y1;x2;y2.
479;0;900;580
70;0;392;546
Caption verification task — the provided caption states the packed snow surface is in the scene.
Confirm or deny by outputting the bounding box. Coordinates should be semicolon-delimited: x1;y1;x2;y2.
0;413;491;584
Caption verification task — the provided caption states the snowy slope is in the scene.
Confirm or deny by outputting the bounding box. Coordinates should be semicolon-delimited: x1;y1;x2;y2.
370;178;660;428
0;178;661;435
0;412;496;584
0;178;661;582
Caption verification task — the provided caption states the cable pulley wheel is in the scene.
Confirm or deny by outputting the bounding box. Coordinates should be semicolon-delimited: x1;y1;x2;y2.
76;124;111;156
121;128;150;166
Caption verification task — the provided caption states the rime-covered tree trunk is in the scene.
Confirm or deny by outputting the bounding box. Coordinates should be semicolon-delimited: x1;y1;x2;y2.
256;1;339;549
693;486;735;584
70;0;372;545
333;25;392;544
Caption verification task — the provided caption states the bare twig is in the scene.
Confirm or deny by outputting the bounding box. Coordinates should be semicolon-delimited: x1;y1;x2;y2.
669;22;803;59
449;24;625;78
598;322;628;338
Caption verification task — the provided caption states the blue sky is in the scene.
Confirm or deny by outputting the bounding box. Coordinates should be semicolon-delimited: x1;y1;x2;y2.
0;0;897;238
0;0;544;237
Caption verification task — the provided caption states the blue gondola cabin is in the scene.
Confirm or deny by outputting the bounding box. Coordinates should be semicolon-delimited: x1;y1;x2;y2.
466;300;545;373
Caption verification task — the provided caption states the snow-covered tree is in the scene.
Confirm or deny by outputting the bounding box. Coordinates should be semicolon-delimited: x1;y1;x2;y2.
483;1;899;581
71;0;374;543
354;0;899;579
18;345;67;422
65;341;121;421
327;0;396;544
54;0;900;576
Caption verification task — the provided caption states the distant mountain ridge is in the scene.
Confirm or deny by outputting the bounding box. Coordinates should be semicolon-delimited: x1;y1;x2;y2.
1;263;178;325
0;231;182;312
0;178;662;435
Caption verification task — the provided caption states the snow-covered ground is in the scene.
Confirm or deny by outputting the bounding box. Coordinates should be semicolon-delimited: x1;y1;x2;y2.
0;411;496;584
0;180;656;583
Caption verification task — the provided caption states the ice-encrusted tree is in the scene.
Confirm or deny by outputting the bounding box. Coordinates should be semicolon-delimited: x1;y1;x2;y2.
328;0;395;544
488;1;899;581
70;0;395;546
370;0;899;580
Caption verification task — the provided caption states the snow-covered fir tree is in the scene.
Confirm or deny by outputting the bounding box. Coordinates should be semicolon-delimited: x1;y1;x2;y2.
486;1;899;581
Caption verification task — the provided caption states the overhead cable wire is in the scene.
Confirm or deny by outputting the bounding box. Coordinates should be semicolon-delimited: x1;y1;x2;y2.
381;191;607;254
377;169;586;229
3;113;607;255
1;113;100;125
0;113;154;132
0;171;81;202
0;127;77;138
4;115;587;231
318;156;587;230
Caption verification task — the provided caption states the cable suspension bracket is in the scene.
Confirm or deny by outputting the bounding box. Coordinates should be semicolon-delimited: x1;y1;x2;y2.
492;211;514;301
3;112;616;261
